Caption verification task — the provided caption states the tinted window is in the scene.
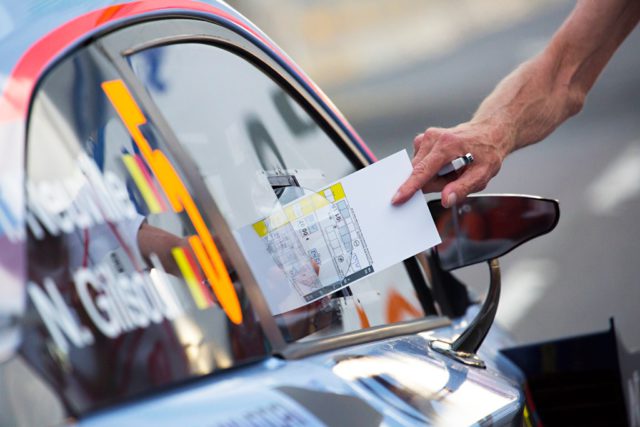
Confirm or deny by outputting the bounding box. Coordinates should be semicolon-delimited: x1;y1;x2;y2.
21;45;270;415
129;43;428;343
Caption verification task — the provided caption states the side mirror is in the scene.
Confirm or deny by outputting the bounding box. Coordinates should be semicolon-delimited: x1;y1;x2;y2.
427;194;560;368
428;195;560;271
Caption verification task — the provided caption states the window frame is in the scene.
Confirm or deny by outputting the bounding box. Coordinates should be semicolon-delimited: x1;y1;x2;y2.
93;15;443;357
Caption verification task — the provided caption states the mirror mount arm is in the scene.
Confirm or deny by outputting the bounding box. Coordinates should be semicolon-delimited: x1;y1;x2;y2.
452;258;501;354
430;258;501;369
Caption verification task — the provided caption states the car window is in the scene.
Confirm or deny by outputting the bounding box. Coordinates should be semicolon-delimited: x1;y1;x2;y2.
128;42;429;343
21;45;271;416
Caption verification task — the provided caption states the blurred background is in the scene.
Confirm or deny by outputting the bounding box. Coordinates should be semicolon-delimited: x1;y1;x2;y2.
228;0;640;352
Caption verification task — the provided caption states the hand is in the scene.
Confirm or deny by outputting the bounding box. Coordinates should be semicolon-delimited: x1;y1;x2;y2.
391;120;513;207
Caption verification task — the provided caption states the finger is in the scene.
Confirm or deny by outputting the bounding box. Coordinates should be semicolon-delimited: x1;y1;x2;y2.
412;128;440;166
440;167;488;208
412;133;424;158
412;135;427;167
392;151;448;205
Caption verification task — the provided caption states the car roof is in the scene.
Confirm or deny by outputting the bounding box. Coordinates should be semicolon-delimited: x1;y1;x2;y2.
0;0;249;77
0;0;264;122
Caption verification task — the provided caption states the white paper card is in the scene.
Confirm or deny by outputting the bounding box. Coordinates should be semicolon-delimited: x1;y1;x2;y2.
235;150;441;315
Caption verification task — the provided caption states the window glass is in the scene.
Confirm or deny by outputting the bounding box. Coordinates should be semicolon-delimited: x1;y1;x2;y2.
22;46;270;416
130;43;429;343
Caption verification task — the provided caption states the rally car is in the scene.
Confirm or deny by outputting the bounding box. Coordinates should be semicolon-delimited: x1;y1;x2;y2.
0;1;631;426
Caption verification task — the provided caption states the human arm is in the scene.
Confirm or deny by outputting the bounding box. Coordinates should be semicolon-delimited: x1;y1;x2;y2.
392;0;640;207
136;221;189;277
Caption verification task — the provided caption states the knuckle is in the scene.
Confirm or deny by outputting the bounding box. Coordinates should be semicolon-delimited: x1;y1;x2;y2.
413;135;423;151
424;127;440;139
438;132;454;145
412;161;429;176
442;143;460;158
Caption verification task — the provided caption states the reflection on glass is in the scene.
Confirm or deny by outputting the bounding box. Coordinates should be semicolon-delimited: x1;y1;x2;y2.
266;187;352;295
22;46;269;416
251;185;356;341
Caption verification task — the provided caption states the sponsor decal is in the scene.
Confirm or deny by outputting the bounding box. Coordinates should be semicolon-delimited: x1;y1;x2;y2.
28;254;184;355
26;153;138;240
214;402;321;427
26;79;244;354
171;246;215;310
121;152;168;214
101;79;242;325
386;289;421;324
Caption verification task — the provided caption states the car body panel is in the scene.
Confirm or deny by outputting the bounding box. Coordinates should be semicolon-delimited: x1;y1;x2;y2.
79;327;523;427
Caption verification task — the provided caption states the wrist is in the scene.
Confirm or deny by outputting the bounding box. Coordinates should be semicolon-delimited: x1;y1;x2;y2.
468;114;516;161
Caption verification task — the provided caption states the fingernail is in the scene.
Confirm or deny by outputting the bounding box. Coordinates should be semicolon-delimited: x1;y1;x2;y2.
444;193;457;208
391;190;402;205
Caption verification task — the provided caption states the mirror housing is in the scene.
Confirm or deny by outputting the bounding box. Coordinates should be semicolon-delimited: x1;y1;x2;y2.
428;194;560;271
427;194;560;368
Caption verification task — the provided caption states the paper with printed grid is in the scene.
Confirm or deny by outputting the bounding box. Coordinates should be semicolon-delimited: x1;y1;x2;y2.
236;150;441;315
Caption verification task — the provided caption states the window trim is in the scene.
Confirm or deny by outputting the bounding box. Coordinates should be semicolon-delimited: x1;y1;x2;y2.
99;17;369;168
281;317;451;360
